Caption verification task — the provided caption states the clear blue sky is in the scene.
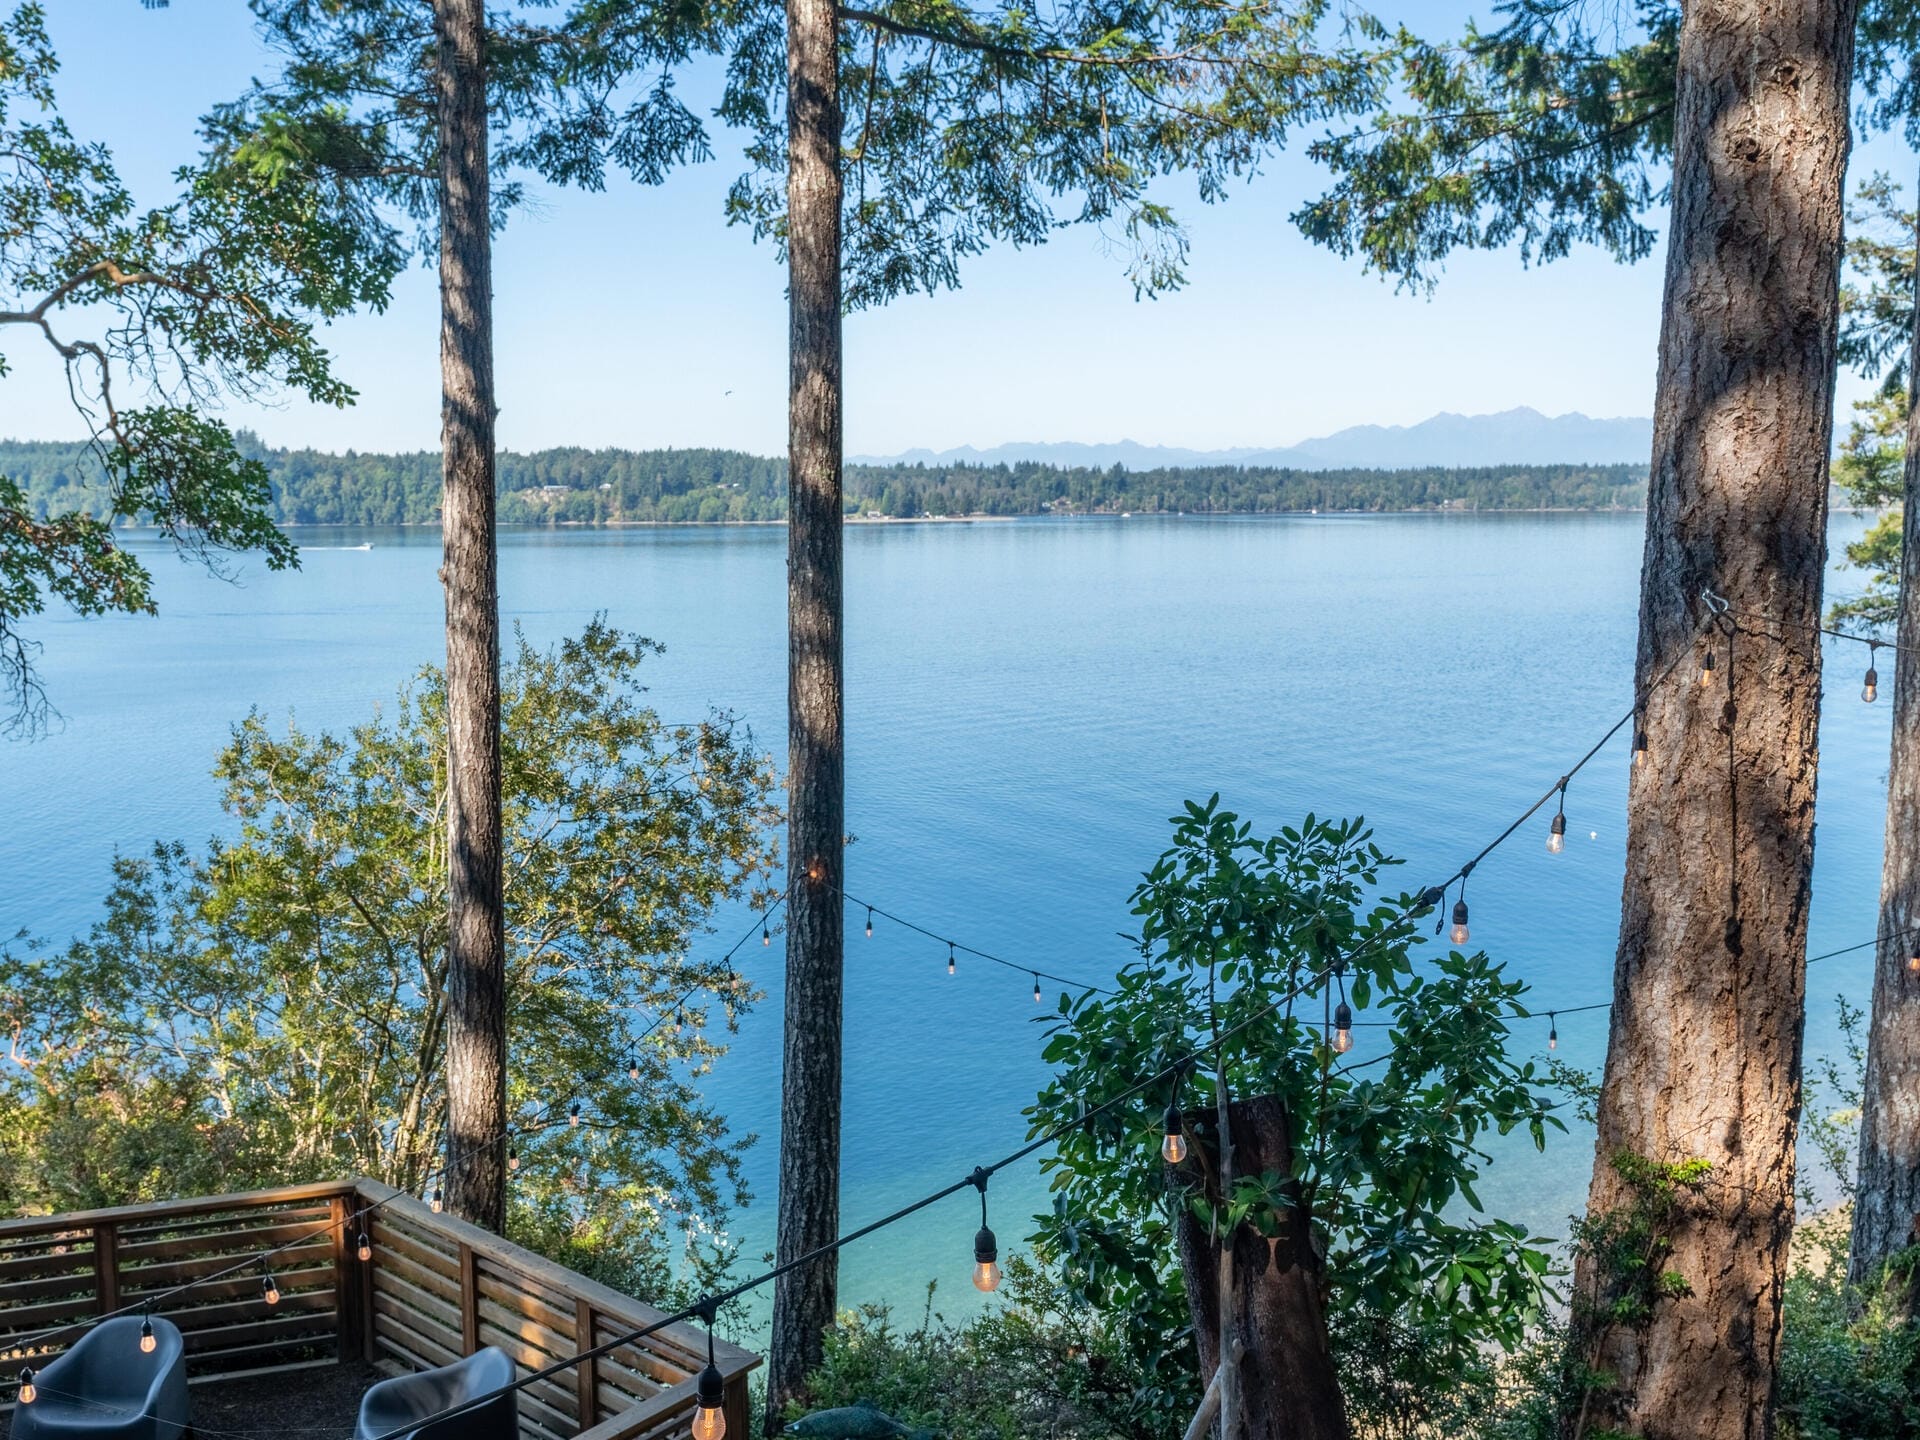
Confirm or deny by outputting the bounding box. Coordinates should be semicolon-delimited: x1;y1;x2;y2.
11;3;1910;457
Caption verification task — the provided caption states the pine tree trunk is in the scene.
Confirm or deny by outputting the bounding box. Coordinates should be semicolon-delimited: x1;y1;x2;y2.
1174;1096;1349;1440
1848;180;1920;1290
435;0;507;1234
764;0;845;1420
1570;4;1855;1436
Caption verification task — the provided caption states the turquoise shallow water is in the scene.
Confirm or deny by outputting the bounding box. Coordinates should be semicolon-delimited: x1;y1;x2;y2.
0;511;1891;1326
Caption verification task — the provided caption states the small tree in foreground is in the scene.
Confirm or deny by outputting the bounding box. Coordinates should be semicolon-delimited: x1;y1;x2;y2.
1026;800;1561;1440
0;623;780;1279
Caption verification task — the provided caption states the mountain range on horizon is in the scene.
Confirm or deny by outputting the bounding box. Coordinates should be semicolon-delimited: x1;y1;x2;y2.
851;406;1654;472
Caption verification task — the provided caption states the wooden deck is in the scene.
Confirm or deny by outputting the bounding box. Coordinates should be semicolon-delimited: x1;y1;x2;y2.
0;1179;757;1440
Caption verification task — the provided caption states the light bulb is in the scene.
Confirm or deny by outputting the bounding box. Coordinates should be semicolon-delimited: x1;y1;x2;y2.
1907;952;1920;975
1449;899;1471;946
570;1101;581;1127
1700;650;1716;686
1161;1104;1187;1165
1547;812;1566;854
947;945;956;976
1632;726;1649;765
508;1149;520;1172
1332;1000;1353;1055
762;925;770;947
1547;1017;1558;1051
430;1188;443;1214
1032;975;1042;1004
865;909;873;938
627;1055;639;1081
19;1367;35;1404
262;1274;280;1306
973;1223;1000;1292
1863;664;1879;704
356;1233;372;1262
692;1363;727;1440
140;1318;156;1354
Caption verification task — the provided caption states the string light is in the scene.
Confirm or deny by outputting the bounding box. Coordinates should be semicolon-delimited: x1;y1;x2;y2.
356;1232;372;1263
1449;891;1471;947
1032;974;1042;1004
18;1366;34;1404
262;1271;280;1307
1632;713;1649;765
691;1304;727;1440
947;943;957;976
569;1101;581;1127
1547;1013;1558;1051
1863;643;1880;704
762;923;771;947
1161;1063;1188;1164
139;1316;156;1354
1547;780;1568;854
508;1146;520;1173
430;1187;443;1214
969;1168;1000;1293
1908;951;1920;976
1700;648;1716;686
627;1054;639;1081
865;908;874;938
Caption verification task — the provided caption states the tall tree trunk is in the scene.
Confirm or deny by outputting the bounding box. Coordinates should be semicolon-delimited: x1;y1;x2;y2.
1570;4;1856;1437
1175;1096;1349;1440
436;0;507;1234
1849;179;1920;1290
765;0;845;1420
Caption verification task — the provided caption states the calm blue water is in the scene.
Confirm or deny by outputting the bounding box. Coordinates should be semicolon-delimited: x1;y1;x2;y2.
0;512;1891;1325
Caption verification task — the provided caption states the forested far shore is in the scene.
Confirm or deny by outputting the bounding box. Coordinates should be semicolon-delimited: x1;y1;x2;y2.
3;436;1648;525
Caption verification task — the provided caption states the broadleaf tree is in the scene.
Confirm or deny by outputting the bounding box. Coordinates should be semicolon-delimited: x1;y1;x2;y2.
1295;2;1863;1432
0;623;779;1286
0;1;401;737
1027;801;1560;1440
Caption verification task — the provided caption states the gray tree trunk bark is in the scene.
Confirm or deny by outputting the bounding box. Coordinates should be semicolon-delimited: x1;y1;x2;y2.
1571;4;1855;1437
1848;178;1920;1289
1174;1096;1349;1440
764;0;845;1420
435;0;507;1234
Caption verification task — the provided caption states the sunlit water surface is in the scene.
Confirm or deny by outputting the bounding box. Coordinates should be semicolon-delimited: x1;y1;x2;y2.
0;512;1890;1333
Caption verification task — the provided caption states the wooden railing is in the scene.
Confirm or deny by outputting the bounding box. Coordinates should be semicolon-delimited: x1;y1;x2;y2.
0;1178;758;1440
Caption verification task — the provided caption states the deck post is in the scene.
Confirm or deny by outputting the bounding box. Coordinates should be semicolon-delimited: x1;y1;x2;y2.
459;1242;480;1354
92;1221;119;1315
574;1298;598;1429
331;1195;357;1361
725;1372;751;1440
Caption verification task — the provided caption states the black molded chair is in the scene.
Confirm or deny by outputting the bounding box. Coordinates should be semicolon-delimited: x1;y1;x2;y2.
354;1347;517;1440
11;1315;190;1440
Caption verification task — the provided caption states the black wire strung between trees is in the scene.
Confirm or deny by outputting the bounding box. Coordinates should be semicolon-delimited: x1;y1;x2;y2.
13;587;1901;1437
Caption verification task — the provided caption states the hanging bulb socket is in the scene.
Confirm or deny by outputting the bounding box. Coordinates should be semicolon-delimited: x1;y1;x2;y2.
1032;974;1042;1004
762;923;771;947
865;908;874;938
139;1317;156;1354
1449;898;1471;946
1332;999;1354;1055
947;943;956;976
969;1167;1000;1292
1547;810;1567;854
1547;1013;1558;1051
691;1363;728;1440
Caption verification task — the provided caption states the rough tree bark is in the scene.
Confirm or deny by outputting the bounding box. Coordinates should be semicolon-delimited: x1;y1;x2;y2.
436;0;508;1234
1849;181;1920;1290
1175;1096;1349;1440
1571;4;1856;1437
764;0;845;1421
